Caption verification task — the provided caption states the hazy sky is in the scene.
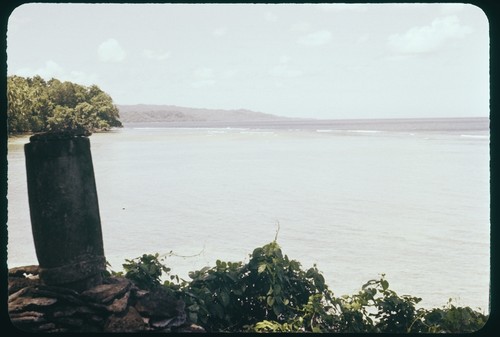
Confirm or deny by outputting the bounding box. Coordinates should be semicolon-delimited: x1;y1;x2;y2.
7;3;489;119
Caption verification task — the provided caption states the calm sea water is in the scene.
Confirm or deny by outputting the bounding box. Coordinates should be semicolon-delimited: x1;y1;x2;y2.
7;118;490;311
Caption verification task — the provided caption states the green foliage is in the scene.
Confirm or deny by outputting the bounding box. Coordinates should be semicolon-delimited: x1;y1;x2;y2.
7;75;122;134
334;276;422;333
115;242;489;333
175;241;336;332
122;253;171;290
414;300;489;333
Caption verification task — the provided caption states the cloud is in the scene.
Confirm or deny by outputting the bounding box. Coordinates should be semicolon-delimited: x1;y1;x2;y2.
297;30;332;46
13;60;98;85
290;21;311;32
66;70;99;85
269;56;303;78
191;67;216;88
213;27;227;37
98;38;126;62
265;11;278;22
388;16;473;54
194;67;214;79
356;34;370;45
16;60;63;78
142;49;171;61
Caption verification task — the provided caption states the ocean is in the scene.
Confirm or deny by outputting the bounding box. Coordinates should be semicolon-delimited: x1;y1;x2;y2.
7;117;490;312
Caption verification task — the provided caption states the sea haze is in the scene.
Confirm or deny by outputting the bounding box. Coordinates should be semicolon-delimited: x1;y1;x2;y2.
7;117;490;312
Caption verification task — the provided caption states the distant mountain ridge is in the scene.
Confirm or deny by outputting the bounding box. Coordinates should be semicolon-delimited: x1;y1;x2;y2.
117;104;286;124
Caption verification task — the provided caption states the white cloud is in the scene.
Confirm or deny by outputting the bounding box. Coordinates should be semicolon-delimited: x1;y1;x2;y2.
67;70;99;86
191;80;216;88
142;49;171;61
290;21;311;32
388;15;473;54
98;38;126;62
265;11;278;22
194;67;214;79
13;60;98;85
221;68;239;79
213;27;227;37
279;55;291;63
269;56;303;78
191;67;216;88
16;60;63;78
356;34;370;45
297;30;332;46
269;64;302;78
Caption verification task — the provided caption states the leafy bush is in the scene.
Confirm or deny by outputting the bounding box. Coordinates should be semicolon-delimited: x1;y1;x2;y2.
416;300;489;333
121;253;171;290
112;241;489;333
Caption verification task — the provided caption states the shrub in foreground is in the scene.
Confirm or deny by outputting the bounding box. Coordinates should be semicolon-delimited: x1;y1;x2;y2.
109;241;489;333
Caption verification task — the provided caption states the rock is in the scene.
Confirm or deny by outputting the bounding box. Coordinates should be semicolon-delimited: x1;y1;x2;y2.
7;271;195;333
9;296;57;312
52;306;78;318
81;278;130;303
52;316;84;328
134;289;181;318
34;284;81;297
135;289;149;299
30;285;86;306
52;305;98;318
150;316;177;329
8;265;40;278
106;291;130;313
9;311;46;324
8;287;30;303
176;323;206;333
8;276;40;295
37;323;57;331
89;314;105;324
104;306;147;332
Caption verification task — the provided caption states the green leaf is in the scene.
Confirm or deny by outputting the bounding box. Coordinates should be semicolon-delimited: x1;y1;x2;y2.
272;303;282;316
252;247;263;257
189;312;198;323
188;303;200;312
214;303;225;319
258;263;267;274
220;291;230;307
225;272;238;283
267;296;275;307
381;279;389;291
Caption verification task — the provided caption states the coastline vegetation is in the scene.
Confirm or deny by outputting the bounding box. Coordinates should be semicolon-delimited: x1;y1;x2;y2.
107;240;489;333
7;75;122;135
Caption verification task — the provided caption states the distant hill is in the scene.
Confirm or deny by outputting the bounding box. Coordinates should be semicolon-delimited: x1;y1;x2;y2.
117;104;286;124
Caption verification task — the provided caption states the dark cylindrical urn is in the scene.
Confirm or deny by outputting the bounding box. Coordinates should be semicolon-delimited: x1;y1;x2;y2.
24;132;106;291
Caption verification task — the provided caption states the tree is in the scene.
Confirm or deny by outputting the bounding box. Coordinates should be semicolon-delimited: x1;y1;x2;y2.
7;75;122;134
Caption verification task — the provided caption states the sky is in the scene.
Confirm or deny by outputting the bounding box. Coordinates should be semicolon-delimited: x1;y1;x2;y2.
6;3;489;119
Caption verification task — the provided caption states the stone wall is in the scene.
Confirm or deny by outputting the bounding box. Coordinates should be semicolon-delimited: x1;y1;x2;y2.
8;266;204;333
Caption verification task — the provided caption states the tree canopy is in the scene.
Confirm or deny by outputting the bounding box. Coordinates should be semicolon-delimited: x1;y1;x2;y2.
7;75;122;134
